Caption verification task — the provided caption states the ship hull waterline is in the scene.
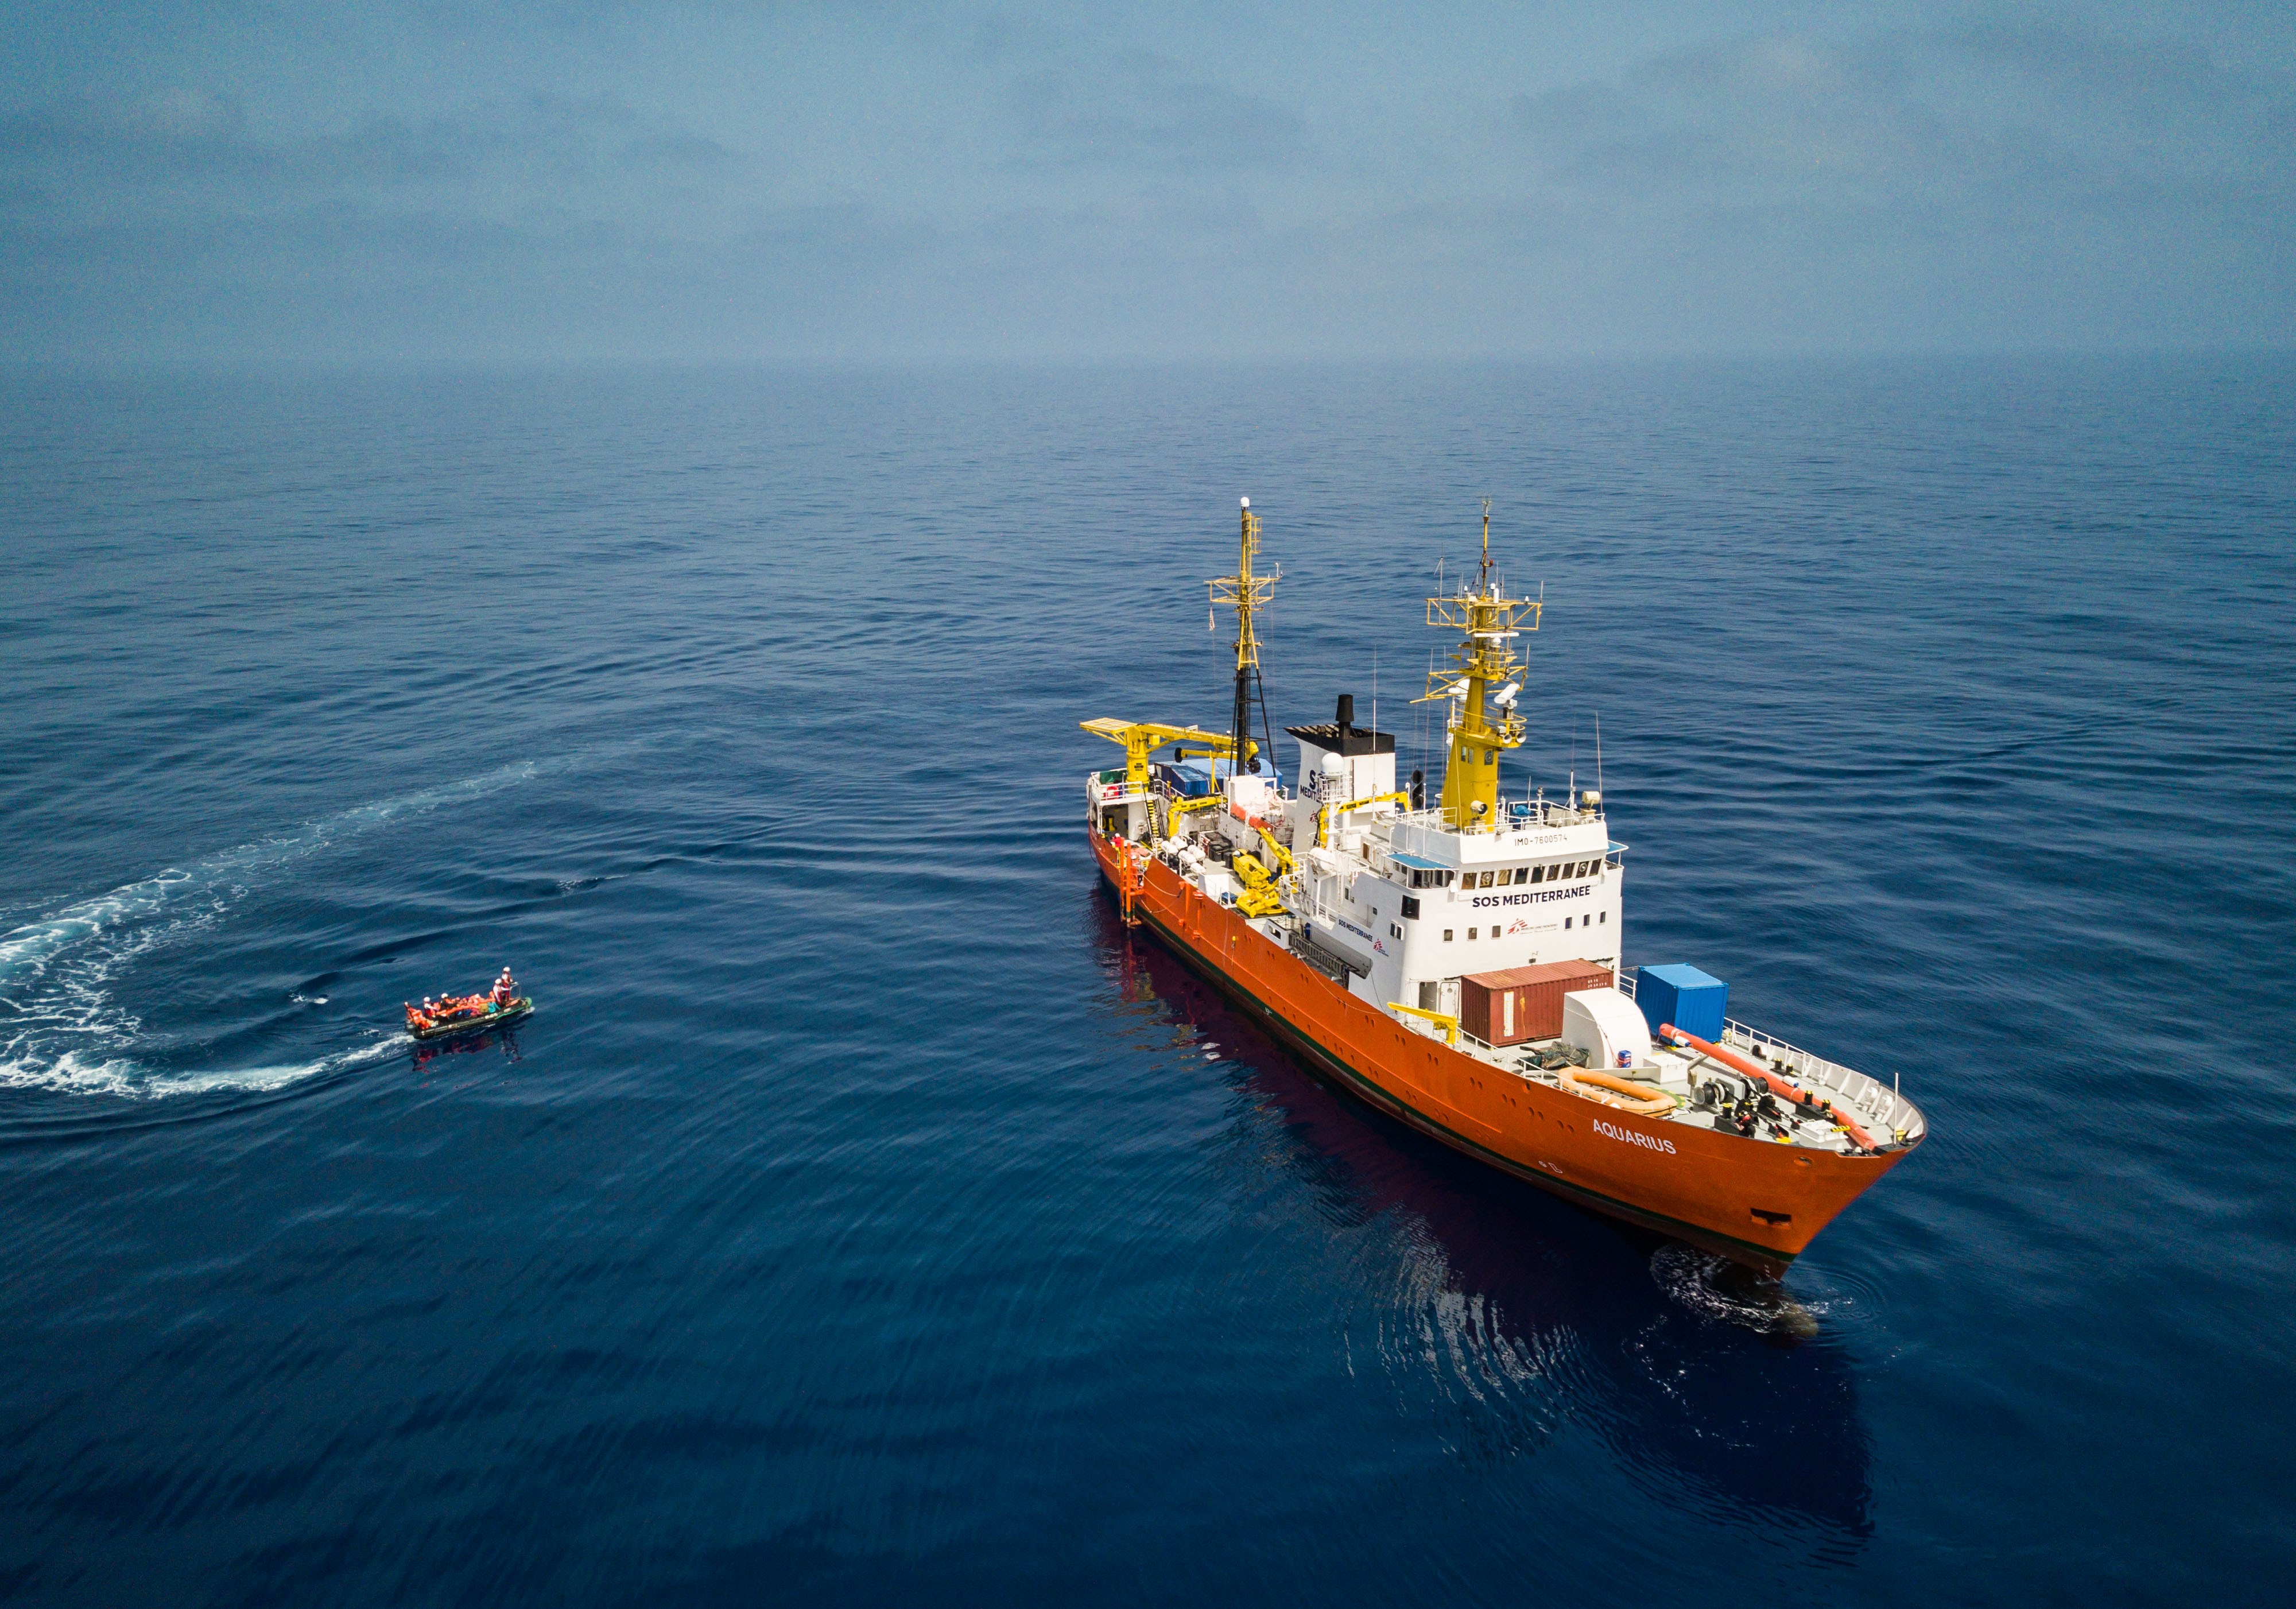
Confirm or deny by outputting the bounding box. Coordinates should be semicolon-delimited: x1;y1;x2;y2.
1093;835;1909;1276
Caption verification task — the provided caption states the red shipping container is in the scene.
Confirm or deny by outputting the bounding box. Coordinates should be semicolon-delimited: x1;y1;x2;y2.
1459;960;1615;1046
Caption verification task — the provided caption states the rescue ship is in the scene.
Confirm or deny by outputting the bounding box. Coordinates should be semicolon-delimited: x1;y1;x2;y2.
1083;501;1924;1274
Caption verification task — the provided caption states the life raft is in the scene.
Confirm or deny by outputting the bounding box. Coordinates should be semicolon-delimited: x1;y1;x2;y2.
1558;1067;1677;1117
409;997;533;1042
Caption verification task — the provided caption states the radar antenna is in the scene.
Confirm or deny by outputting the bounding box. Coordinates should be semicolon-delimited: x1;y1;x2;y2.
1209;498;1281;785
1414;502;1541;832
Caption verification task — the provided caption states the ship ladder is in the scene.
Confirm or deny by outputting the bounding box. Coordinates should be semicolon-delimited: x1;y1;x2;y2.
1116;839;1149;928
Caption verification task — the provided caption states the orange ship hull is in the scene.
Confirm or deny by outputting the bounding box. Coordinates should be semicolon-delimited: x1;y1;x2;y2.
1094;833;1909;1273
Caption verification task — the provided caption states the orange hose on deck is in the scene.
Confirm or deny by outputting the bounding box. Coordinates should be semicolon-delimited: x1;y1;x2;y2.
1660;1024;1879;1151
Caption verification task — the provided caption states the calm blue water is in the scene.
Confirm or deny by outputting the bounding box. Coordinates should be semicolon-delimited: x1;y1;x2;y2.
3;358;2291;1603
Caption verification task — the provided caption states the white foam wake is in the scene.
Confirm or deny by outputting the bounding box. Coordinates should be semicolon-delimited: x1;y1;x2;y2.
0;761;539;1098
0;760;538;987
0;1034;405;1100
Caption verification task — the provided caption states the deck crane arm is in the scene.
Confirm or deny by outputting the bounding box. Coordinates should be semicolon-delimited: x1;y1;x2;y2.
1079;719;1258;791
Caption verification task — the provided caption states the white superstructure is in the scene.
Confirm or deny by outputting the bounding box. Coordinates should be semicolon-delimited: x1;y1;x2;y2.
1271;712;1623;1018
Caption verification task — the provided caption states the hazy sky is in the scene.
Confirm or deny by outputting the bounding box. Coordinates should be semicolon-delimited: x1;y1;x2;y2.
4;2;2290;361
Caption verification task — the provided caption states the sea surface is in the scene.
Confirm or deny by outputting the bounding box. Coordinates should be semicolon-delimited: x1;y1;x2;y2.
2;357;2291;1604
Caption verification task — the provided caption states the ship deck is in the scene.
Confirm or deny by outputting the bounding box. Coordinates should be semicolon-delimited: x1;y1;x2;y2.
1118;774;1925;1159
1429;1011;1923;1153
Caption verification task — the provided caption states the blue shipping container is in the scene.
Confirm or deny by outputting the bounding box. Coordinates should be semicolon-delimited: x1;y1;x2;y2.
1154;762;1209;797
1635;963;1728;1042
1173;758;1282;793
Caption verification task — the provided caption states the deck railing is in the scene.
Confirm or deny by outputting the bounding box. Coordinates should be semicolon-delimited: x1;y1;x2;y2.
1382;798;1607;835
1612;969;1919;1139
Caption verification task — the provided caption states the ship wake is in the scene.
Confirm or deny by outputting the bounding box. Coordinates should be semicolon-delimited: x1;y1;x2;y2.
1650;1244;1826;1339
0;762;540;1099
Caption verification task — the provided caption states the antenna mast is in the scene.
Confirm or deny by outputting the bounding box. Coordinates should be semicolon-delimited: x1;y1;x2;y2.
1415;501;1541;832
1209;498;1279;779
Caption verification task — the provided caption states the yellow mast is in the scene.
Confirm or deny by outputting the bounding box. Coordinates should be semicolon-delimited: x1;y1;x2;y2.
1209;498;1278;778
1424;501;1539;831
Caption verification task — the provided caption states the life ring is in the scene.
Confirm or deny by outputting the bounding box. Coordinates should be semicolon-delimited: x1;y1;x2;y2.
1558;1067;1677;1117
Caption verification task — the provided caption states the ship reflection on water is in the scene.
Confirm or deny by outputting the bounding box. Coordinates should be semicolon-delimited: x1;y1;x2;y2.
1093;898;1874;1541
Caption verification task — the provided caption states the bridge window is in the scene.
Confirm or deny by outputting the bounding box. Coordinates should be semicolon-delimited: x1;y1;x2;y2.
1443;929;1454;941
1529;865;1543;884
1468;928;1478;940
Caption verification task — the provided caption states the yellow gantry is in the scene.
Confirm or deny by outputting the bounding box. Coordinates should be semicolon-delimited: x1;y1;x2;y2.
1079;719;1255;792
1420;501;1540;832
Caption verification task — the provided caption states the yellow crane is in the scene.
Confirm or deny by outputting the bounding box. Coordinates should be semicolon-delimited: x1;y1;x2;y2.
1083;719;1301;914
1232;844;1303;917
1079;719;1255;793
1081;719;1262;846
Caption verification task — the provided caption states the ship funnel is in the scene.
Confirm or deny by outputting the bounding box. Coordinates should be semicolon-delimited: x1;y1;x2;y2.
1335;693;1354;735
